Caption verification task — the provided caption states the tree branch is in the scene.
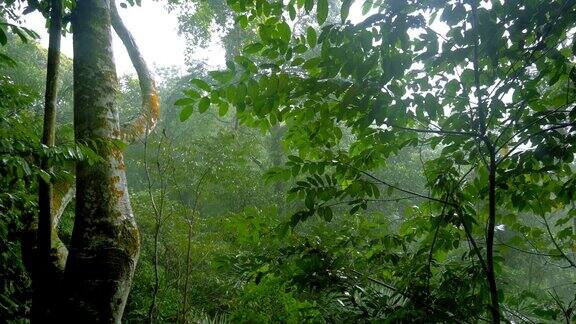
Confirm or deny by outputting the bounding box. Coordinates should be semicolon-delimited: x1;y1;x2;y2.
52;180;75;227
496;103;573;152
542;214;576;268
110;0;160;144
382;121;480;137
355;13;386;29
359;170;456;206
497;122;575;164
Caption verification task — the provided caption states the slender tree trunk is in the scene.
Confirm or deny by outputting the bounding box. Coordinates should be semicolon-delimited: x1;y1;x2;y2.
33;0;62;320
486;147;500;323
147;223;161;323
180;221;193;324
471;0;500;320
61;1;140;321
178;169;208;323
143;133;168;323
269;125;285;210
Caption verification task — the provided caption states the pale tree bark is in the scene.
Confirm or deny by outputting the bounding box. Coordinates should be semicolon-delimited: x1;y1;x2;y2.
61;0;158;321
20;0;158;320
110;0;160;144
112;1;162;321
63;0;136;320
22;181;73;278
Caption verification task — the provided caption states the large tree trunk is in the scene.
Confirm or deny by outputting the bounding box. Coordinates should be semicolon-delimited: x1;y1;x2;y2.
61;0;140;321
22;0;158;320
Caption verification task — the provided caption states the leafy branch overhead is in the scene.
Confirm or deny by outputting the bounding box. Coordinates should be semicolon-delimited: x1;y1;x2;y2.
177;0;576;322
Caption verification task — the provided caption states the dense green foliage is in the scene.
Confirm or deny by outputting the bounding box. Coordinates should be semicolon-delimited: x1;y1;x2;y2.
1;0;576;322
174;0;576;322
0;32;90;321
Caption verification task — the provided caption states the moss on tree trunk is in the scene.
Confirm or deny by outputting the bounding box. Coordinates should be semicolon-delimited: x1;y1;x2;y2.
61;0;140;321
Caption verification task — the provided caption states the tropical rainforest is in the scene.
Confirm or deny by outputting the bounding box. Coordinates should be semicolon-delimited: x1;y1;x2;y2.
1;0;576;322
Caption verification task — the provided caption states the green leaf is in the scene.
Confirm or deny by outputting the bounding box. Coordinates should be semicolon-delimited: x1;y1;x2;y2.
320;206;333;221
209;70;235;83
0;27;7;46
305;190;315;209
0;52;16;67
277;21;291;42
303;57;322;70
361;0;372;15
21;27;39;40
557;227;573;240
350;205;360;215
306;26;317;48
296;181;310;187
198;97;211;113
184;89;201;99
243;42;264;54
191;78;211;92
294;44;308;53
289;4;297;20
288;155;303;163
38;169;51;183
317;0;328;25
237;15;248;28
175;97;195;106
218;101;229;116
11;26;28;43
291;57;305;66
179;105;193;121
340;0;352;23
305;0;314;12
234;55;258;73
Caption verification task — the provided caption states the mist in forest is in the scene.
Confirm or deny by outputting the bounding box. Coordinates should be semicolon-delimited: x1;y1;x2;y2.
1;0;575;322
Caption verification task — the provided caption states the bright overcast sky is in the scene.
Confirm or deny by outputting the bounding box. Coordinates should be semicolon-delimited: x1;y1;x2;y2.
23;1;226;77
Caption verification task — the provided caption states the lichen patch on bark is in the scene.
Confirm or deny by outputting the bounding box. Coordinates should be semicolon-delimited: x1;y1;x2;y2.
62;1;141;322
